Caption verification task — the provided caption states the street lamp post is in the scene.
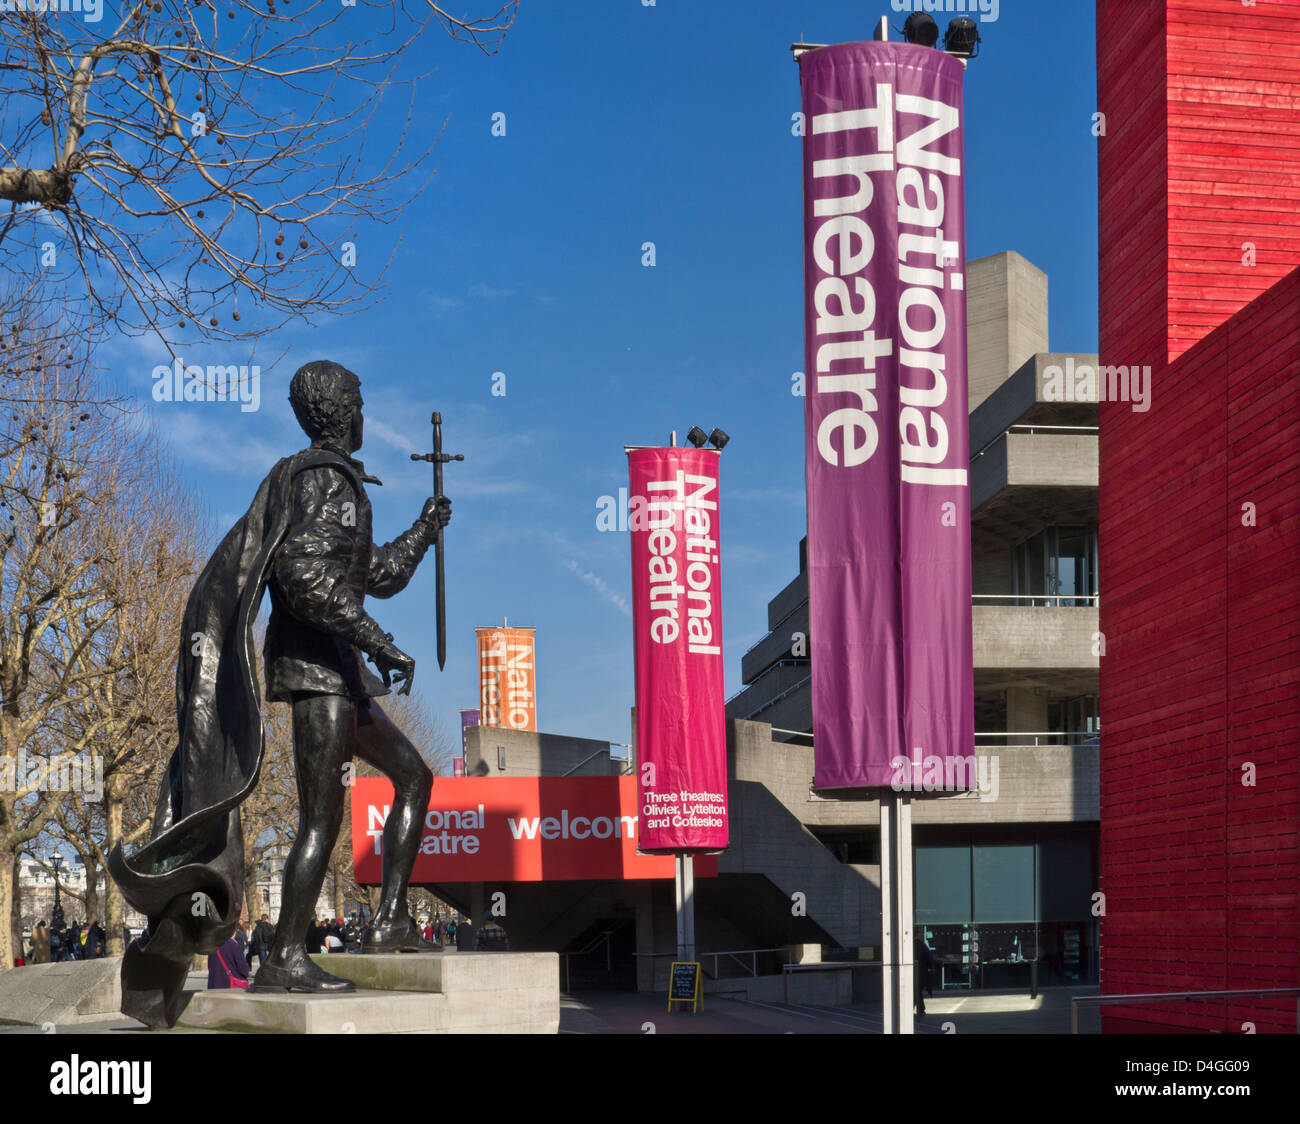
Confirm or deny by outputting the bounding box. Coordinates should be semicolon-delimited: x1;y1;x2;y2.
50;852;65;933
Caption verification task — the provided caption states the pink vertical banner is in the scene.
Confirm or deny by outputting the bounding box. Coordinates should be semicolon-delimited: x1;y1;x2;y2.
628;447;729;852
800;42;973;790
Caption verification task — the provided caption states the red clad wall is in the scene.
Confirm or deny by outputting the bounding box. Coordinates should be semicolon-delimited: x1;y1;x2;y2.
1097;0;1300;1033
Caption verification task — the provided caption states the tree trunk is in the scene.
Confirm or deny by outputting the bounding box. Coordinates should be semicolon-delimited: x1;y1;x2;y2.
1;704;16;972
0;840;15;971
104;774;125;956
244;858;260;925
10;853;22;963
82;859;100;926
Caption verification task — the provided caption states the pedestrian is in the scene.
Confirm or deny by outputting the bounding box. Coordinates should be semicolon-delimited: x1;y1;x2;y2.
49;925;63;962
233;920;250;957
475;915;509;951
32;921;50;964
323;923;344;953
914;935;936;1016
252;914;274;968
90;920;106;959
454;917;473;952
305;917;324;954
208;933;251;989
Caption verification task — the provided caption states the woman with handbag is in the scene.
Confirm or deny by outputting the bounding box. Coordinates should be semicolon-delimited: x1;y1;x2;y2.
207;933;252;990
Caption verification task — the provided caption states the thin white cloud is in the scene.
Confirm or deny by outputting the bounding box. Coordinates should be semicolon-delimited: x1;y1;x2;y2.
467;283;517;300
562;558;631;617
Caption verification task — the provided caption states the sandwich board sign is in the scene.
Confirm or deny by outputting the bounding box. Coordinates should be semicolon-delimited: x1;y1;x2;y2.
668;961;701;1013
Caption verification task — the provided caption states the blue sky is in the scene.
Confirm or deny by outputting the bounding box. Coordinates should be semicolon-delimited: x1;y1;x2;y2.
117;1;1098;750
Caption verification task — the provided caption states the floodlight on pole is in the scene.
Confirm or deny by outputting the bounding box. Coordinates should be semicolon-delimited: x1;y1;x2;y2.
902;12;939;47
943;16;982;59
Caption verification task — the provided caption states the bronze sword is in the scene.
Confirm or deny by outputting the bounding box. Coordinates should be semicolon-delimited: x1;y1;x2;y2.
410;411;463;670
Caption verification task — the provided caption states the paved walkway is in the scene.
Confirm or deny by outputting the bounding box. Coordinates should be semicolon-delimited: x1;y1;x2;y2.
1;973;1101;1034
560;985;1101;1034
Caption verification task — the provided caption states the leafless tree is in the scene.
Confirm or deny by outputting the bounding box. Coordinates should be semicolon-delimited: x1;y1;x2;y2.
0;313;149;970
0;1;518;350
37;434;208;955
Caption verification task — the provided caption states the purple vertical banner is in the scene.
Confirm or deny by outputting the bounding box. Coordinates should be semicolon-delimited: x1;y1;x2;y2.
800;43;973;790
457;708;479;777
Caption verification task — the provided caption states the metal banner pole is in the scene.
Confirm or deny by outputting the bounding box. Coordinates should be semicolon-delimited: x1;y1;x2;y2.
675;854;696;963
881;791;916;1034
881;794;895;1034
899;794;915;1034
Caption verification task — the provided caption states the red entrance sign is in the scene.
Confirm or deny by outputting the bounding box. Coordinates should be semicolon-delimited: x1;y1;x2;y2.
351;776;718;883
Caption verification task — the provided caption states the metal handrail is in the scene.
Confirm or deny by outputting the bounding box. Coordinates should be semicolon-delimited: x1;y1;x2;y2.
725;659;809;706
973;423;1098;461
740;600;807;660
974;731;1100;746
784;732;1099;750
702;947;792;981
560;748;615;777
972;593;1100;607
733;676;811;721
559;924;623;992
1070;987;1300;1034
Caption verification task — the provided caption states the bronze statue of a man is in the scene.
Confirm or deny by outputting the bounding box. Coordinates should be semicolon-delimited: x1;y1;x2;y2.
110;360;449;1026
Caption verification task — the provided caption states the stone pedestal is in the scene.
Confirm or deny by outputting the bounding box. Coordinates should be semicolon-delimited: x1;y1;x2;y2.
175;951;558;1034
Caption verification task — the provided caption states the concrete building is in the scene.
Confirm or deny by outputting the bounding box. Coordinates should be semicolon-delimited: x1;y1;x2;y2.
726;250;1101;993
403;252;1102;1003
1095;0;1300;1034
16;856;148;933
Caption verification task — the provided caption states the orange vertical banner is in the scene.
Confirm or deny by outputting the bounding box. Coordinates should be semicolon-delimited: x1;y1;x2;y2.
476;626;538;731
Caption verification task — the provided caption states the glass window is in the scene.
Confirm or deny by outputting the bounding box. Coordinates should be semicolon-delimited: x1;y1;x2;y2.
1014;526;1098;605
915;846;971;925
1013;534;1047;602
1038;837;1094;923
973;844;1035;923
1055;526;1087;603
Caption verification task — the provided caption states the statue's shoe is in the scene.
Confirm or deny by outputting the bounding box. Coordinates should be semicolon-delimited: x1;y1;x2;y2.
363;919;440;953
253;955;357;993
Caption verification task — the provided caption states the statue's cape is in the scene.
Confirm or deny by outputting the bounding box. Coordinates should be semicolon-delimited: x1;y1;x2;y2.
107;448;362;1028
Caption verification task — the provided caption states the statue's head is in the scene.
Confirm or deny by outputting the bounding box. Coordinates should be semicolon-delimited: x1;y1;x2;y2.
288;360;363;453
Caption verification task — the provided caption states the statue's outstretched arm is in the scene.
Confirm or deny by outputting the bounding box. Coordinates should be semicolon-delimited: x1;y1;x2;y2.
367;514;439;599
274;465;390;654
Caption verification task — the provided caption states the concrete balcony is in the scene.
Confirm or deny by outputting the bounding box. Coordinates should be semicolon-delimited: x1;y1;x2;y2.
973;603;1099;697
973;604;1099;669
741;599;808;685
732;721;1100;832
971;430;1098;514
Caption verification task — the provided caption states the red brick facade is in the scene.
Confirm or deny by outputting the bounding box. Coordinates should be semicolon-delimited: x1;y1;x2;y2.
1097;0;1300;1033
